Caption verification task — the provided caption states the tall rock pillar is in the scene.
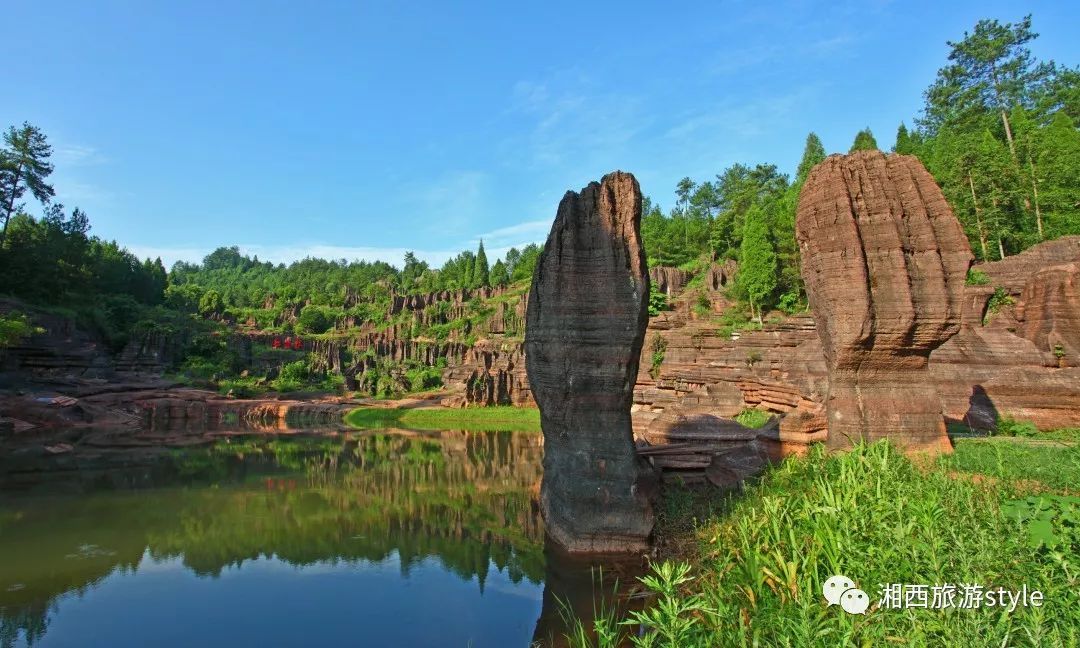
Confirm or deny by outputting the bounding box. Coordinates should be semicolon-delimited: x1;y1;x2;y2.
796;151;973;450
525;171;656;553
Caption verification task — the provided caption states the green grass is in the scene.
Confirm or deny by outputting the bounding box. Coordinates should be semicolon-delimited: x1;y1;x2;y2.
576;441;1079;647
734;408;772;428
345;405;540;432
942;438;1080;491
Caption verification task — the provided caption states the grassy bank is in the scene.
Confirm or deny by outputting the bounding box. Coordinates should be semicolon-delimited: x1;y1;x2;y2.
942;437;1080;491
574;441;1079;647
345;405;541;432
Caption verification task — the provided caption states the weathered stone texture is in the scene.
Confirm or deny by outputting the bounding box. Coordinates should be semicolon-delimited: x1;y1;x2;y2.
975;236;1080;294
649;266;690;297
1015;262;1080;366
524;171;656;553
796;151;973;449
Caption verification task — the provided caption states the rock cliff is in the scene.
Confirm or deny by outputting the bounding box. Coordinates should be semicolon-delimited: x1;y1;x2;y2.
524;171;656;554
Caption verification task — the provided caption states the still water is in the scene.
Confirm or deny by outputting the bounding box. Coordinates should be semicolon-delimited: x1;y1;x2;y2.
0;429;636;647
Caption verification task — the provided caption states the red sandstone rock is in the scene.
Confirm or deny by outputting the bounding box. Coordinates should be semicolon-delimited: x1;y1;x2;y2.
524;171;656;554
974;236;1080;294
704;260;738;292
649;266;690;297
1015;262;1080;366
796;151;973;450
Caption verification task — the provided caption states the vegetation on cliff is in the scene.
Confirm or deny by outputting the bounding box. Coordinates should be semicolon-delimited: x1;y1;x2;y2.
1;14;1076;402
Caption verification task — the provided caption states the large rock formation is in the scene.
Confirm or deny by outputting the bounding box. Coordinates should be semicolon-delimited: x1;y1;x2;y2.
796;151;974;450
525;171;656;553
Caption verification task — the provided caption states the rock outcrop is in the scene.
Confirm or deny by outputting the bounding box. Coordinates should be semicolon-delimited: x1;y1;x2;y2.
1015;262;1080;366
649;266;690;296
796;151;973;450
441;339;531;407
974;236;1080;294
525;171;656;553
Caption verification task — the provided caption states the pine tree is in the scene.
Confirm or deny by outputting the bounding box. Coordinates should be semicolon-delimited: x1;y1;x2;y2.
894;123;922;154
850;128;879;152
0;122;55;246
738;203;778;324
773;133;826;304
794;132;827;183
920;15;1050;159
473;239;490;288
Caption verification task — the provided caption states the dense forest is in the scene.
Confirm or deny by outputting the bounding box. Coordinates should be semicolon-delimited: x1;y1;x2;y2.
1;15;1077;357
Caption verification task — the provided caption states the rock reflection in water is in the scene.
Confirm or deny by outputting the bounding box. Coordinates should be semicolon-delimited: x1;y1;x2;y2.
1;428;633;647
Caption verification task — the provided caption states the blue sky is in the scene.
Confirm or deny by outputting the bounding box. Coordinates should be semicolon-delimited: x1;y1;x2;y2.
4;1;1078;269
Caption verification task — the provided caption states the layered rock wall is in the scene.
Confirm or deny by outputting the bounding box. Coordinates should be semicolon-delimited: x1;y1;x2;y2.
796;151;973;449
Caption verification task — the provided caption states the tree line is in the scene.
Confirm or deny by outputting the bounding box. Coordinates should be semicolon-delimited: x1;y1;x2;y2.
2;14;1075;339
638;14;1077;320
0;123;168;347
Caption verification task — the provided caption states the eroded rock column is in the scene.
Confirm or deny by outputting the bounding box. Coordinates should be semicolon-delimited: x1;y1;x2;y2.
796;151;973;450
525;171;656;553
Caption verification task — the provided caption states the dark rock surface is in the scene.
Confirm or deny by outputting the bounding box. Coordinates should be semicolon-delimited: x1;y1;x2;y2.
796;151;973;450
525;171;656;553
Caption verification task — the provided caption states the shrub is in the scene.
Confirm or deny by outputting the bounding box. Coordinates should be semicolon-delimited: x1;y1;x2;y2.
984;287;1015;323
297;305;333;334
0;312;41;348
650;335;668;379
274;359;310;392
692;291;711;318
777;289;804;314
735;407;771;428
648;283;669;317
966;269;991;286
995;415;1038;438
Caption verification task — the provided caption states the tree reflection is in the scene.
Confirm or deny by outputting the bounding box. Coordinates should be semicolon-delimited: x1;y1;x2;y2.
0;430;545;647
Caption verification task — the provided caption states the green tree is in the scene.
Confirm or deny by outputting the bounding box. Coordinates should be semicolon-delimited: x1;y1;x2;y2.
298;304;333;334
0;122;55;246
738;203;778;324
774;132;826;304
894;123;921;155
795;132;827;182
400;251;428;290
1035;111;1080;238
199;289;224;316
490;259;509;287
850;128;879;152
921;15;1052;159
473;240;490;288
510;243;542;283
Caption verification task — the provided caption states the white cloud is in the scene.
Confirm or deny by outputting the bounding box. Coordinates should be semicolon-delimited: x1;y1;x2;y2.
505;73;647;171
398;170;492;233
53;144;108;167
124;216;553;270
469;219;550;250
